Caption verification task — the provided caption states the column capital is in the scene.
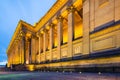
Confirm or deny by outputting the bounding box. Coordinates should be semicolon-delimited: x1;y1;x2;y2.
36;32;39;37
56;15;64;22
20;30;26;37
49;23;55;28
83;0;86;3
39;33;43;37
25;37;30;42
36;32;40;37
32;35;38;40
36;32;43;37
67;5;76;13
43;28;48;33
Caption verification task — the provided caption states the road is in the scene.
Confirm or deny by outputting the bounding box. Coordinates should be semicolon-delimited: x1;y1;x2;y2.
0;71;120;80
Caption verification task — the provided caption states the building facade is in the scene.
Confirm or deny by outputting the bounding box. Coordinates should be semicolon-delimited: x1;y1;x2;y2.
7;0;120;72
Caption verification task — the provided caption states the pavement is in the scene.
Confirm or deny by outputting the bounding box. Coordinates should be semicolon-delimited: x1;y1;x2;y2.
0;71;120;80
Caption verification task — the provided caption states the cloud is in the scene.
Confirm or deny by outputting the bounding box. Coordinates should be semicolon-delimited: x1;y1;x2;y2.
0;60;7;65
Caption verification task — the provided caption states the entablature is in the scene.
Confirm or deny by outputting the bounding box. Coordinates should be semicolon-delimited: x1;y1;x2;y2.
7;20;36;54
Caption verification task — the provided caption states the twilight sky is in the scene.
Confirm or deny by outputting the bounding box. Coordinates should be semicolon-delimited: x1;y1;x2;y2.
0;0;56;65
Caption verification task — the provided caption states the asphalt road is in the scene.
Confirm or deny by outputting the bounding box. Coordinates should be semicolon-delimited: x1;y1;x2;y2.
0;71;120;80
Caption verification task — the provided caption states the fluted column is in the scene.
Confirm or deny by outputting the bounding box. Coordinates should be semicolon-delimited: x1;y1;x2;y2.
13;49;15;64
40;33;44;63
34;36;39;63
43;29;47;62
15;44;18;64
21;37;24;64
67;5;75;58
57;15;63;60
18;44;21;64
17;41;20;64
20;39;23;64
40;34;44;53
14;44;17;64
22;36;26;64
25;36;31;64
29;38;32;64
31;36;36;64
18;44;20;64
49;23;54;61
38;33;42;63
25;37;29;64
19;41;21;64
20;31;26;64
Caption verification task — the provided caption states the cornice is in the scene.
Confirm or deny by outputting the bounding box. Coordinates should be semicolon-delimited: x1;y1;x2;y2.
6;0;82;54
6;20;35;54
35;0;69;31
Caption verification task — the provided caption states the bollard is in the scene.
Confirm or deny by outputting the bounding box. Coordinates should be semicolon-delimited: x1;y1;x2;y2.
79;72;82;74
98;72;101;75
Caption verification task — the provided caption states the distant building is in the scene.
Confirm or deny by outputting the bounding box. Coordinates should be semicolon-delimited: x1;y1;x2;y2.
6;0;120;72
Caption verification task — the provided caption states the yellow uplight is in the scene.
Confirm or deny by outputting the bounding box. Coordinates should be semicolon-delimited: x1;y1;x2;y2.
26;65;35;71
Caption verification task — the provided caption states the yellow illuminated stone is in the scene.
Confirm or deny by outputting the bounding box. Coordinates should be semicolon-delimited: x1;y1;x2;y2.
26;65;35;71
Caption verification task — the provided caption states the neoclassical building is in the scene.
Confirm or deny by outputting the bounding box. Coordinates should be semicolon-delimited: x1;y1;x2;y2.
7;0;120;72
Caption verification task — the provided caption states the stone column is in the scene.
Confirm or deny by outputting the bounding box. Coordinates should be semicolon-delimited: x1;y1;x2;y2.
40;33;44;63
49;24;54;61
20;30;26;64
16;44;18;64
18;43;21;64
40;34;44;53
25;37;29;64
43;29;47;62
67;5;75;58
33;36;38;64
83;0;90;55
17;41;20;64
38;33;42;63
14;45;17;64
35;37;39;63
13;49;15;64
29;38;32;64
31;36;36;64
20;39;23;64
18;44;20;64
25;36;31;64
22;35;26;64
17;44;21;64
57;15;63;60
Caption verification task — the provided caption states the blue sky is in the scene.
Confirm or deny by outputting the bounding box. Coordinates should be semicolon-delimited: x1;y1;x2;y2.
0;0;56;65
